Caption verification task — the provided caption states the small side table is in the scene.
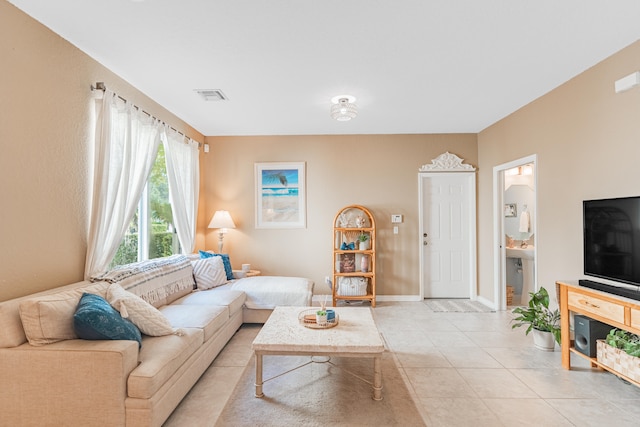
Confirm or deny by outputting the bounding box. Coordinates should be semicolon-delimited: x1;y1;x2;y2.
233;269;261;278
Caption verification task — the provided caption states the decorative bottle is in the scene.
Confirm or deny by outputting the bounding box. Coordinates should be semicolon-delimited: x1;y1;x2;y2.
361;255;369;272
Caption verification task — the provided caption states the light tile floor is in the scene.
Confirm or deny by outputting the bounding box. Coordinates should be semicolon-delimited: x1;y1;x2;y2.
164;302;640;426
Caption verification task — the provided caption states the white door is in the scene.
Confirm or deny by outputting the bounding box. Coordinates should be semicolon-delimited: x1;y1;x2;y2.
420;172;475;298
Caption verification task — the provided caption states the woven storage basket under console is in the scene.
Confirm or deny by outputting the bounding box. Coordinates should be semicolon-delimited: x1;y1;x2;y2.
596;340;640;383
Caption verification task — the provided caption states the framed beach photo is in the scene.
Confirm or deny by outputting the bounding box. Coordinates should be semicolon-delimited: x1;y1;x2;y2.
255;162;306;228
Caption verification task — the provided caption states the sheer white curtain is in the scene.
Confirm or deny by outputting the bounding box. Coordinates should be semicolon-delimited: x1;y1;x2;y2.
163;128;200;254
85;91;162;278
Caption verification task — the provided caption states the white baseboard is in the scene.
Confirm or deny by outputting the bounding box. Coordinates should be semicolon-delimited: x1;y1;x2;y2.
475;295;497;310
312;294;422;303
377;295;422;302
313;294;499;308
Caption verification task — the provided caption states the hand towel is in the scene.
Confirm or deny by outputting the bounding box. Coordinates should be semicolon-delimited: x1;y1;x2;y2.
519;211;530;233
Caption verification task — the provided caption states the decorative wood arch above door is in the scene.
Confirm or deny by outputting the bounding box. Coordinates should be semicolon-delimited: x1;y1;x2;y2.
419;151;476;172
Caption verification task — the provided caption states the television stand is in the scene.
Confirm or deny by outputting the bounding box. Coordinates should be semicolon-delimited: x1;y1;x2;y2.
578;279;640;301
557;281;640;387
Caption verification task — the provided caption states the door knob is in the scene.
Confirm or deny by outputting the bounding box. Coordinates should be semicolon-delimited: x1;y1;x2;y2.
423;241;428;246
423;233;428;237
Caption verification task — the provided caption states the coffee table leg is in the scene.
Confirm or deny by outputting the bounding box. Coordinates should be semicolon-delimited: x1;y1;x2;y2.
255;352;264;398
373;355;383;401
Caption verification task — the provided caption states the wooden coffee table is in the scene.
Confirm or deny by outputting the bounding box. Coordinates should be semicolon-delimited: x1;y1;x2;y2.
252;306;385;400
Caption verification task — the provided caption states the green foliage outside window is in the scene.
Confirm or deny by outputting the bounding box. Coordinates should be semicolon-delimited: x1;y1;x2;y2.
111;230;178;267
149;144;173;227
110;144;180;268
150;226;178;259
111;233;138;267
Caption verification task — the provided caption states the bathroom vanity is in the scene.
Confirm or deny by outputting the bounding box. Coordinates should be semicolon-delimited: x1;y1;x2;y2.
506;245;535;304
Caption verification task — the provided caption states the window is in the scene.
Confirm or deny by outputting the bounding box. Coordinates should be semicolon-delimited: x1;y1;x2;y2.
111;144;180;267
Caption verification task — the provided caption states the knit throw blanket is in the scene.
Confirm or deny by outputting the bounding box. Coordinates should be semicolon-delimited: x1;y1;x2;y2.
92;255;194;307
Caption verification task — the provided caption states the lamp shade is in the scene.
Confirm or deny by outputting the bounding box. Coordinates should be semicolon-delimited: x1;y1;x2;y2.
208;210;236;230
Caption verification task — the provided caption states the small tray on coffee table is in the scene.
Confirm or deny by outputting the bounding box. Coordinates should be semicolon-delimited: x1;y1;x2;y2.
298;309;339;329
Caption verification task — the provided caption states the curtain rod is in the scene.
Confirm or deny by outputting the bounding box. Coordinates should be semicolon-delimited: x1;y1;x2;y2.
91;82;201;147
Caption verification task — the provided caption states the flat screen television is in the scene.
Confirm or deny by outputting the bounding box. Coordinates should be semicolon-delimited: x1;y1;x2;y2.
583;196;640;289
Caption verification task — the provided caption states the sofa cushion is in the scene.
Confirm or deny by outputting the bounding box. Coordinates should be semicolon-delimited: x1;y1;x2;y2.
92;255;195;308
173;288;246;317
191;257;228;290
160;305;229;342
73;293;142;347
106;284;177;337
199;250;234;280
127;328;203;399
18;282;110;346
231;276;314;309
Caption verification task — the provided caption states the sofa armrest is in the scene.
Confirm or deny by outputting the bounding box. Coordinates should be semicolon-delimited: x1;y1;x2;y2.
0;339;139;427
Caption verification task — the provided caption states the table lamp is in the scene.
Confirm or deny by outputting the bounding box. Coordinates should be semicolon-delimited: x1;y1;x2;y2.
208;210;236;253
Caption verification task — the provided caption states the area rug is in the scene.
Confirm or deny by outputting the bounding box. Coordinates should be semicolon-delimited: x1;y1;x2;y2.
424;299;494;312
214;352;426;426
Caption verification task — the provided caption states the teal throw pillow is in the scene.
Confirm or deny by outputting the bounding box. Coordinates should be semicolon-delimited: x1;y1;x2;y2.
73;293;142;347
199;250;234;280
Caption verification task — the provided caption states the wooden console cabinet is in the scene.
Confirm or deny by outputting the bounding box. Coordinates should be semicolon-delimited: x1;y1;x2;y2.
557;280;640;385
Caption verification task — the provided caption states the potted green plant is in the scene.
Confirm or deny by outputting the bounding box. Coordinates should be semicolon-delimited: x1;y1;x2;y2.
511;286;561;351
316;310;327;326
606;329;640;357
357;232;370;250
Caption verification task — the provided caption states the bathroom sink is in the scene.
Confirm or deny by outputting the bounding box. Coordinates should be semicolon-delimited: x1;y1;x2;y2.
506;246;535;260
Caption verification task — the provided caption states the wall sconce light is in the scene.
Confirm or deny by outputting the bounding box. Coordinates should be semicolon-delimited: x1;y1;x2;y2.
208;210;236;253
330;95;358;121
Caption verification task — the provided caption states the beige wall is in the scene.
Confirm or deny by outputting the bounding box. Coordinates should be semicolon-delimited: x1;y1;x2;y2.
0;1;203;301
200;135;477;297
477;40;640;304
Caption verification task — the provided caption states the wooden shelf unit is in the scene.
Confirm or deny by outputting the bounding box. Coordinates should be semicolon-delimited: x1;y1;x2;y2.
557;280;640;387
332;205;376;307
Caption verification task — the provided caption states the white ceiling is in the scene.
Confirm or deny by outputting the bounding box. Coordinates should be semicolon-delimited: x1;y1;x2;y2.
8;0;640;136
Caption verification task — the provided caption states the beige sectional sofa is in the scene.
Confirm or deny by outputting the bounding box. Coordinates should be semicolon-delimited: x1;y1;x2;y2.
0;254;313;427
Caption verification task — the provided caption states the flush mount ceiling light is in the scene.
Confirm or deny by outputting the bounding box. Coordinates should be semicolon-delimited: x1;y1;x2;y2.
330;95;358;121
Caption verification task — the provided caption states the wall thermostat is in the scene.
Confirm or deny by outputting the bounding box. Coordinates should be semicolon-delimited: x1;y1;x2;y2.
391;214;403;223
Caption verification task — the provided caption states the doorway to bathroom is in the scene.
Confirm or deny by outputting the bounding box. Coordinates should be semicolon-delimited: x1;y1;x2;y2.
493;155;537;310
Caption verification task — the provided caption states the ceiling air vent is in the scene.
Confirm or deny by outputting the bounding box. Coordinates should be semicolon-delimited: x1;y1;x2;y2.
195;89;228;101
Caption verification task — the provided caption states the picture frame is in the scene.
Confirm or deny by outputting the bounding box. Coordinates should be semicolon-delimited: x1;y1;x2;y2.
255;162;306;229
339;253;356;273
504;203;517;217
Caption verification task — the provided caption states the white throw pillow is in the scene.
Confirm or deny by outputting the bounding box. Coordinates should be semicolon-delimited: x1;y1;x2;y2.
106;284;178;337
19;282;110;346
192;257;228;290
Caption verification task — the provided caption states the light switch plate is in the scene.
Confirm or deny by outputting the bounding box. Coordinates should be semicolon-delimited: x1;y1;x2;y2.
391;214;403;223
